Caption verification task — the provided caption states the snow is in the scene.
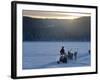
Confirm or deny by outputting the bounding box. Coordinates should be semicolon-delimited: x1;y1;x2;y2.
22;42;90;69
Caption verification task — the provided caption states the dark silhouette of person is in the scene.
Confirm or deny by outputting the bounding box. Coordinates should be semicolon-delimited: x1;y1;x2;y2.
59;46;67;63
68;51;70;59
60;46;65;55
88;50;90;55
74;51;77;60
71;53;73;60
68;49;73;60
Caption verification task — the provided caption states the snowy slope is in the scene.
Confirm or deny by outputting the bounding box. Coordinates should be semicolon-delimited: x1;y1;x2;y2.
23;42;90;69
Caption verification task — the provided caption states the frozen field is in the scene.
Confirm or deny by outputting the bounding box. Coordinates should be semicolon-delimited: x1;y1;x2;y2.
22;42;91;69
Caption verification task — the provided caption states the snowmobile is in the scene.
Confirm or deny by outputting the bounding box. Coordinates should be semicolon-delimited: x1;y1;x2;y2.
57;54;67;64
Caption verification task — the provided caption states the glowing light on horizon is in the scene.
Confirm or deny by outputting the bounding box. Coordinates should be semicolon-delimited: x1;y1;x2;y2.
23;15;82;20
23;11;91;20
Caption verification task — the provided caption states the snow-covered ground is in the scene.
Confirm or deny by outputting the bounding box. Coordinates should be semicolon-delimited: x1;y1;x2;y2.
22;42;90;69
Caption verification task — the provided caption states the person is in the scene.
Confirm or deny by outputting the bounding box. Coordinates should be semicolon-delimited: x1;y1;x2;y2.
74;51;77;60
88;50;90;55
70;52;73;60
60;46;65;55
68;49;73;60
59;46;67;63
68;50;71;60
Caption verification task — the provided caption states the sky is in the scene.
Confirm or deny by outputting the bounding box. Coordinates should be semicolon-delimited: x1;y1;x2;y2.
23;10;91;41
23;10;91;20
